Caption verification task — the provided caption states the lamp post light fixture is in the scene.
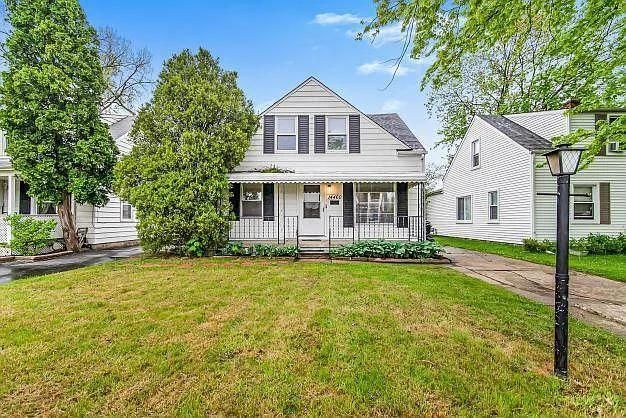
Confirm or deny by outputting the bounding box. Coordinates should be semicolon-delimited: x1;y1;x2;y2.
541;143;585;379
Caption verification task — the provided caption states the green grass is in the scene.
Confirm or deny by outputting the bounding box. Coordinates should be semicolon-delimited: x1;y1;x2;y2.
0;258;624;416
436;235;626;282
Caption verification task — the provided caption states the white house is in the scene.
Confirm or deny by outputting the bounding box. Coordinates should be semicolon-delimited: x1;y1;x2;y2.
0;115;139;253
228;77;427;247
428;106;625;244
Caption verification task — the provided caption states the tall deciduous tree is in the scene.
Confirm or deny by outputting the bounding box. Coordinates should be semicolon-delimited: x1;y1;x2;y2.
362;0;625;161
0;0;118;251
114;49;258;254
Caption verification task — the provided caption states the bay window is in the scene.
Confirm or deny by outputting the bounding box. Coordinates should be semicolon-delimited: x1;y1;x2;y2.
327;116;347;151
275;116;297;151
355;183;395;223
241;184;263;217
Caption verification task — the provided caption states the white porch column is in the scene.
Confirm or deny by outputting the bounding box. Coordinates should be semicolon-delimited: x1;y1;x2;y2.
7;174;15;214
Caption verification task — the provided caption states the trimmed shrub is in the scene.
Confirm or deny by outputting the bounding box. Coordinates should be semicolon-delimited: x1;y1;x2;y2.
330;240;443;259
221;242;298;258
4;214;57;256
570;233;626;255
522;238;555;253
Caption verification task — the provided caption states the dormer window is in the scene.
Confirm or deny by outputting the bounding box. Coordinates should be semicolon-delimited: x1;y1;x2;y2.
275;116;297;152
327;116;347;152
471;139;480;168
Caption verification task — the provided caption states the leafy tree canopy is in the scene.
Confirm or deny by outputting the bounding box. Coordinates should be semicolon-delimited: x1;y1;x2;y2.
362;0;625;162
114;48;258;253
0;0;118;250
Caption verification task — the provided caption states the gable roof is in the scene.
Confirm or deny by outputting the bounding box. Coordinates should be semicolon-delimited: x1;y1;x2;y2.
261;76;426;153
367;113;425;151
478;115;552;150
109;115;136;140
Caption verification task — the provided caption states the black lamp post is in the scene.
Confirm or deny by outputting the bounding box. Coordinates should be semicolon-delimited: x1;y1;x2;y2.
541;143;584;379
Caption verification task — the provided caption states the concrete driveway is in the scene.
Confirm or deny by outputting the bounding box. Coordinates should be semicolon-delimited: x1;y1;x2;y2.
0;247;143;285
445;247;626;337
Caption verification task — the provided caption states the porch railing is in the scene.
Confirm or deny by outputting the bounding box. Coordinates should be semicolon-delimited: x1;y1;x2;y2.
229;216;299;246
328;215;426;249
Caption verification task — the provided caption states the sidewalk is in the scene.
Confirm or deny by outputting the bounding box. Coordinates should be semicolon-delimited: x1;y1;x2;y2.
0;247;143;284
445;247;626;337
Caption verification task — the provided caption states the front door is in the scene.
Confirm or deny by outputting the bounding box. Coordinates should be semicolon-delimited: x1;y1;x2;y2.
301;184;324;235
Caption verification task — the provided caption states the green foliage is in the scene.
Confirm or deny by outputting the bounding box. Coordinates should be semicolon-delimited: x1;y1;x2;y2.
0;0;118;207
522;238;555;253
570;234;626;255
3;214;57;256
114;49;259;253
330;240;443;259
220;242;298;258
361;0;625;158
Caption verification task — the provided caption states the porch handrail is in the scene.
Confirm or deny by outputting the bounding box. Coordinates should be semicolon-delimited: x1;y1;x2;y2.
229;215;298;245
328;215;426;250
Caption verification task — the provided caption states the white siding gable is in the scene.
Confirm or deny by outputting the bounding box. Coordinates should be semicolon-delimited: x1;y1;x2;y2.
504;109;567;140
428;117;533;243
234;77;424;176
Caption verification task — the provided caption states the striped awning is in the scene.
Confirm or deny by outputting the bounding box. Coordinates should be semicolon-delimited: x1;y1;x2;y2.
228;172;426;183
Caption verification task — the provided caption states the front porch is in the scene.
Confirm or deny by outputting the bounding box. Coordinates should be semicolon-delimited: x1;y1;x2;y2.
228;179;426;250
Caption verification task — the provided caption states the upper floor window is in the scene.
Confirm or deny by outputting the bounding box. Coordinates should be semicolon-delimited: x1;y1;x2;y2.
275;116;297;152
607;115;622;152
241;184;263;218
471;139;480;168
121;201;133;221
488;190;499;221
457;196;472;222
327;116;347;152
573;185;594;220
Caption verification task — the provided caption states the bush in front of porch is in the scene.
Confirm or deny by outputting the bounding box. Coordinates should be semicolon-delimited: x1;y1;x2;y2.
330;240;443;259
3;214;57;256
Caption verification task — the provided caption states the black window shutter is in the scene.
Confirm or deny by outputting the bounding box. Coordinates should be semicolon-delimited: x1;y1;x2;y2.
349;114;360;153
595;113;607;156
314;115;325;153
264;115;275;154
19;181;31;214
343;183;354;227
230;183;241;220
397;182;409;228
599;182;611;224
298;115;309;154
263;183;274;221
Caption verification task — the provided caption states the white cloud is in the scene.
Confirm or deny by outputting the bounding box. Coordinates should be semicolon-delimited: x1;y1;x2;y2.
357;60;413;76
360;22;406;47
381;99;404;113
312;13;364;25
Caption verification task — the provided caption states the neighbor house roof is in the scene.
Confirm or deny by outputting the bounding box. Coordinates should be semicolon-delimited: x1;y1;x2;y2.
367;113;425;151
109;115;136;140
478;115;552;151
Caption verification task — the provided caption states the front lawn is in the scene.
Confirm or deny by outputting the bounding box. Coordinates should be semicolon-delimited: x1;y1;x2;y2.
436;235;626;282
0;258;624;415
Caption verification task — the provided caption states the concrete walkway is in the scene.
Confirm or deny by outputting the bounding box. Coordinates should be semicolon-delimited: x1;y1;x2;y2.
0;247;143;284
445;247;626;337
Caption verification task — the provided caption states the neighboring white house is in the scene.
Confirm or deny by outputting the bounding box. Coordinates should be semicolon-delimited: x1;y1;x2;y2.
428;106;625;244
228;76;428;246
0;115;139;252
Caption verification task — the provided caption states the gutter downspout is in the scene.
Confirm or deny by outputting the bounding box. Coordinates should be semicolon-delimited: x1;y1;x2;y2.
530;151;536;239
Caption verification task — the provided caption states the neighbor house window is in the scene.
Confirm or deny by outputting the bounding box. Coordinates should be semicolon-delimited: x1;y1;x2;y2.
471;140;480;167
275;116;297;151
488;191;499;221
327;116;347;151
121;201;133;221
355;183;395;223
607;115;622;152
241;184;263;217
457;196;472;221
573;185;594;220
37;201;57;215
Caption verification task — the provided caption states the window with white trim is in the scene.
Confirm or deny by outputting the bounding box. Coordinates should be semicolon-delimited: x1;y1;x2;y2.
327;116;347;151
275;116;297;151
471;139;480;168
488;191;499;221
607;115;622;152
241;184;263;218
573;185;594;220
121;201;133;221
355;183;395;223
457;196;472;221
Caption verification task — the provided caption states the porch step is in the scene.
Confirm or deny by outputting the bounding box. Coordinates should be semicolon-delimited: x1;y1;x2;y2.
298;248;330;259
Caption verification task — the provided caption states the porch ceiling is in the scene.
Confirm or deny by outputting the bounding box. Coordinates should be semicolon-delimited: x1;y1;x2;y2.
228;172;426;183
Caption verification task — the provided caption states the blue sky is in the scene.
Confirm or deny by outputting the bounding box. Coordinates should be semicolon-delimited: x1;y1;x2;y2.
80;0;444;163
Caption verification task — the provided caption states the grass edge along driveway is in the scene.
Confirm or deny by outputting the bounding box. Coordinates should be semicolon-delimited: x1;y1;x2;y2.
435;235;626;283
1;257;624;416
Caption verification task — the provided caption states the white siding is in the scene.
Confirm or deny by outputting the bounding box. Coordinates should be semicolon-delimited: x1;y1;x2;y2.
235;78;424;176
427;117;533;244
504;110;567;140
88;196;138;245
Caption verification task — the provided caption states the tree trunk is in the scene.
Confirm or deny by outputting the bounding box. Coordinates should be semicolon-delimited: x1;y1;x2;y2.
57;194;80;252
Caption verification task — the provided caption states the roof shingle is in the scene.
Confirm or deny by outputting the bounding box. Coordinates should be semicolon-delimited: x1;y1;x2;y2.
478;115;552;150
367;113;425;151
